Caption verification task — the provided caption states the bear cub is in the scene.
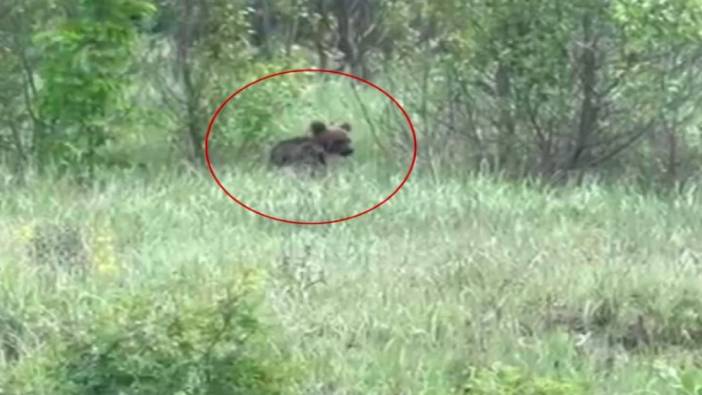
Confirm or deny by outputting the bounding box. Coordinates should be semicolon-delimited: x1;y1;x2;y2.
269;121;353;169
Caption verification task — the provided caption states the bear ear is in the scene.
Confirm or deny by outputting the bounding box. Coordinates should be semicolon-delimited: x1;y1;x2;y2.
310;121;327;136
339;122;351;132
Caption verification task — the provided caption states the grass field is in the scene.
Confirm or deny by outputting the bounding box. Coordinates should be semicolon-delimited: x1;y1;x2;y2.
1;166;702;394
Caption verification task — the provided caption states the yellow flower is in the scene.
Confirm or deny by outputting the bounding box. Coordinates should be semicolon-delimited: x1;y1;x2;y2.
17;223;35;243
90;225;120;277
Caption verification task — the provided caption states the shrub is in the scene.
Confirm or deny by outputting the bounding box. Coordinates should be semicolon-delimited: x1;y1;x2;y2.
459;363;588;395
4;267;293;395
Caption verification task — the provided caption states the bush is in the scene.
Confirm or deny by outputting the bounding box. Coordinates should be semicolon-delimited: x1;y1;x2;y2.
4;267;293;395
459;363;588;395
212;61;307;154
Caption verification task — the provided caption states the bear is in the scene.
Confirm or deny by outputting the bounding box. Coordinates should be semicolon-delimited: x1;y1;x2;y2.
269;121;354;170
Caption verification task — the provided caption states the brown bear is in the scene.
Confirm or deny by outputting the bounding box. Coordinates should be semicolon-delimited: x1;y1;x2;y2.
269;121;353;169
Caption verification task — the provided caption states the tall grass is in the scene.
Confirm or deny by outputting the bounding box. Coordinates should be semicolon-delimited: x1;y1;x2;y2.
1;166;701;394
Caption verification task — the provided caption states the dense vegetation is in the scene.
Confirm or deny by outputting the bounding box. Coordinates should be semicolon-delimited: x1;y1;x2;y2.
2;0;701;184
1;0;701;394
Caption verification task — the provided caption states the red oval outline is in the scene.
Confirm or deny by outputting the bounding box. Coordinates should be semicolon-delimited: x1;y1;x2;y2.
204;68;418;225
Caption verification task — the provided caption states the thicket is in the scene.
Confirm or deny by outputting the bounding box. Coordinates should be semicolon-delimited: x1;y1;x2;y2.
1;0;700;187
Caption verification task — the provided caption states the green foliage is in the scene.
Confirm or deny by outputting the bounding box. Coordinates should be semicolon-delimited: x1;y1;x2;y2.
4;0;701;182
610;0;702;123
460;364;589;395
213;61;307;150
415;0;702;179
34;0;156;170
655;364;702;395
4;267;292;395
198;0;252;62
613;0;702;46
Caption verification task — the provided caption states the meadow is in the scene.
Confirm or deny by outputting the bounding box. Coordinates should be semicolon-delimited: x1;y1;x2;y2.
1;165;701;394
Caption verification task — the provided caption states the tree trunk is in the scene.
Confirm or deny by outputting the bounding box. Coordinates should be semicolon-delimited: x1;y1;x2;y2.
569;13;599;171
176;0;204;167
495;61;515;171
665;122;678;186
